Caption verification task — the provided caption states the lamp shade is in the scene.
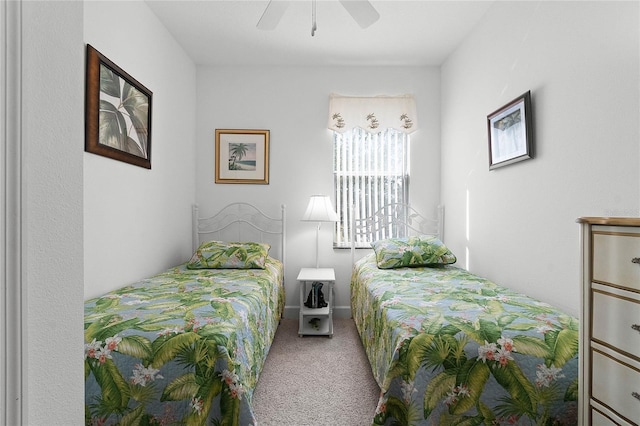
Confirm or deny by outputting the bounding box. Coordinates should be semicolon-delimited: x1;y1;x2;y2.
302;195;338;222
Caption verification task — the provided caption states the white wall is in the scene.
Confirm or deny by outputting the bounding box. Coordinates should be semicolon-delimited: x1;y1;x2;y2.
83;1;197;299
441;1;640;316
196;66;441;316
6;1;198;423
20;1;85;423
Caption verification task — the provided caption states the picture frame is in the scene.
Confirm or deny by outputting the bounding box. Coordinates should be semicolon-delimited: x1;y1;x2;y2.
215;129;270;184
487;91;533;170
85;44;153;169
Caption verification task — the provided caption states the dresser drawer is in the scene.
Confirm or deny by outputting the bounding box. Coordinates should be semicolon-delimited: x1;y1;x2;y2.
591;406;635;426
593;231;640;292
591;349;640;423
592;289;640;360
591;408;622;426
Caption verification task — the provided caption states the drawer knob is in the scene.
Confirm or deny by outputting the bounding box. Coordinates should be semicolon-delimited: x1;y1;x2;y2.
633;391;640;401
633;257;640;264
633;324;640;333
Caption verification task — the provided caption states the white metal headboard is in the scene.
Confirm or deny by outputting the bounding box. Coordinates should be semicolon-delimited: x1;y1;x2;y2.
350;203;444;263
192;203;286;263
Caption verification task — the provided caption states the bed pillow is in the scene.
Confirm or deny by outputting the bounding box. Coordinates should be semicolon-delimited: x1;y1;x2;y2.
371;235;456;269
187;241;270;269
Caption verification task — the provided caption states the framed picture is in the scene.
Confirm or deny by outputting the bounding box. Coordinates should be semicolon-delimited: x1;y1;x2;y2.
215;129;270;184
487;91;533;170
85;44;153;169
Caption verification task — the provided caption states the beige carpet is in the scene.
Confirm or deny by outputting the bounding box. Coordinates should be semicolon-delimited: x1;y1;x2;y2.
252;318;380;425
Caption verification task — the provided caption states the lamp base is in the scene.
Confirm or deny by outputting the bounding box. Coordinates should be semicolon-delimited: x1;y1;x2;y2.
315;222;321;269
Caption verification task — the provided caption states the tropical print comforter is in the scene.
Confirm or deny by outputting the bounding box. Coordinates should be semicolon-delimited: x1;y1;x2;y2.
351;253;579;425
84;257;284;426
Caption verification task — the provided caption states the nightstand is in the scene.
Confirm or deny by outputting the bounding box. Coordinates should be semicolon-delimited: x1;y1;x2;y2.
297;267;335;337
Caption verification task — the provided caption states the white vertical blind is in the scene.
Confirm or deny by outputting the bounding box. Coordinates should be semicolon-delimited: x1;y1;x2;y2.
333;128;409;248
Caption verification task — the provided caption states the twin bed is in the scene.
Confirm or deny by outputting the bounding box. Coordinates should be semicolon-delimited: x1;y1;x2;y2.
84;203;285;425
85;201;579;426
350;204;579;425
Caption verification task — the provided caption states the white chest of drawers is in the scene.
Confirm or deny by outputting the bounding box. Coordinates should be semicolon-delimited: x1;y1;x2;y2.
578;218;640;426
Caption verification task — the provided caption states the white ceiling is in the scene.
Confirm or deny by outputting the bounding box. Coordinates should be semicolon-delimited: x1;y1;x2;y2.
145;0;494;66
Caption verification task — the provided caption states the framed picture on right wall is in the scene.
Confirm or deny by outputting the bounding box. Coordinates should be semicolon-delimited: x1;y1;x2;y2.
487;91;533;170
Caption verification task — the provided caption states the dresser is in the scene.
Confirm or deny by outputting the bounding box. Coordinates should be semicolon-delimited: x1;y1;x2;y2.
578;217;640;425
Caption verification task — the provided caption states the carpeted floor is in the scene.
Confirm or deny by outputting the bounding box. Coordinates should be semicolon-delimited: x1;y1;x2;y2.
252;318;380;425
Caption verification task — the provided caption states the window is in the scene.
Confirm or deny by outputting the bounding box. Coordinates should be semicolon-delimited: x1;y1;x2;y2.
333;127;410;248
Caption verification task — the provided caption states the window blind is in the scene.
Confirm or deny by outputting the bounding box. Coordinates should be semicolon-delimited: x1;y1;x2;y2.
333;128;409;248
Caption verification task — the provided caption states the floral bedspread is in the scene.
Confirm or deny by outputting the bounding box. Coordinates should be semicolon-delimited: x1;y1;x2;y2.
351;253;579;426
84;258;284;426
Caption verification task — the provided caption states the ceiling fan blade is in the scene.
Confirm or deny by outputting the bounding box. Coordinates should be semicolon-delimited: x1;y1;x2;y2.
339;0;380;29
257;0;291;30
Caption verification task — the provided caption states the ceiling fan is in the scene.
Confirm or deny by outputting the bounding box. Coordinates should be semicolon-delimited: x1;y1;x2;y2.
257;0;380;36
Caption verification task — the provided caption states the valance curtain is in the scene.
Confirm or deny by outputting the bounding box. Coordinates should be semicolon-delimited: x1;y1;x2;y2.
327;93;418;134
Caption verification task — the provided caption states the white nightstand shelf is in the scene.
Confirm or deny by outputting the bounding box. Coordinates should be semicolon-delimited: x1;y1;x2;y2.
297;267;335;337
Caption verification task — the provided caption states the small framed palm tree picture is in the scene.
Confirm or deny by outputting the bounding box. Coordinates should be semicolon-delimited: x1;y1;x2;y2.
215;129;270;184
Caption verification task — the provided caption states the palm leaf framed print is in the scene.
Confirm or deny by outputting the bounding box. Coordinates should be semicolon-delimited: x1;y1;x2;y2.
85;44;153;169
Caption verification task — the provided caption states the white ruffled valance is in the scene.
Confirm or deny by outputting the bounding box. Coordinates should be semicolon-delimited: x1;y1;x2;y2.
328;93;418;134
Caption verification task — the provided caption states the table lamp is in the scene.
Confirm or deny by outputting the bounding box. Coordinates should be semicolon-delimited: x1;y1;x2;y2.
302;195;338;268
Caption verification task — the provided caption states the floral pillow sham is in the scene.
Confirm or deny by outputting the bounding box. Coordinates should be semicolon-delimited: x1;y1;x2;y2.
187;240;270;269
371;235;456;269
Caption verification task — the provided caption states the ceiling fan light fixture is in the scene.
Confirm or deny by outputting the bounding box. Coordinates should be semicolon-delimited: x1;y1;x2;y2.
257;0;379;34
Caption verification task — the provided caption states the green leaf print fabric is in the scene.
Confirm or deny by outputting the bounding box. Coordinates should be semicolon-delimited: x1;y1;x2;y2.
371;235;457;269
84;257;284;426
187;240;270;269
351;253;579;426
